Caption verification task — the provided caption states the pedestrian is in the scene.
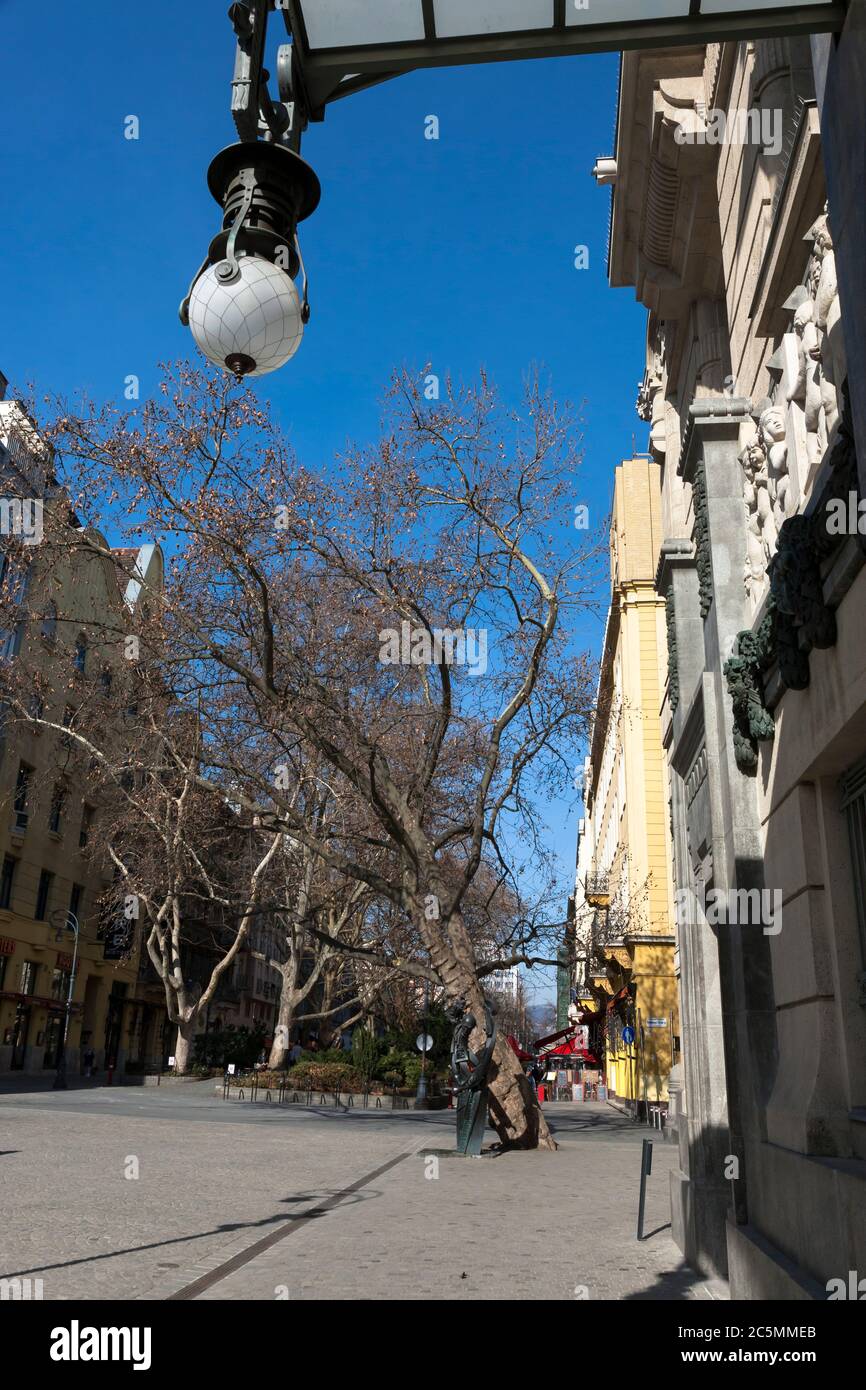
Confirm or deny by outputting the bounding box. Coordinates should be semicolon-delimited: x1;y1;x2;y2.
289;1039;302;1065
83;1047;95;1078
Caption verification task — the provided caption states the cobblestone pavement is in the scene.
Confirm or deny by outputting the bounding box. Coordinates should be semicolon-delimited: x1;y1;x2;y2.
0;1083;728;1302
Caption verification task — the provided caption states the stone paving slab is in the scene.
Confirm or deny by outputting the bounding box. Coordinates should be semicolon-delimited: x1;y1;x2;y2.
188;1104;724;1302
0;1085;727;1302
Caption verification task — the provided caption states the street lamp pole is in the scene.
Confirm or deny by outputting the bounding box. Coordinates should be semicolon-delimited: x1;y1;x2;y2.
415;976;430;1106
52;911;80;1091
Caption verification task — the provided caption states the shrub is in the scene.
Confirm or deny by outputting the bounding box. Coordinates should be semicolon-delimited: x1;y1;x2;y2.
194;1024;267;1071
352;1029;382;1084
297;1047;346;1065
285;1061;363;1092
375;1047;419;1085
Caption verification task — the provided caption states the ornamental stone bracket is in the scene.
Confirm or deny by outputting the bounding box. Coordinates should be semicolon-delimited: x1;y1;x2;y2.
678;396;755;630
723;383;862;772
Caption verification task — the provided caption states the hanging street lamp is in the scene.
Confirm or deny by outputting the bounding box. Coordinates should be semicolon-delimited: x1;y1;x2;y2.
182;1;844;379
180;2;320;378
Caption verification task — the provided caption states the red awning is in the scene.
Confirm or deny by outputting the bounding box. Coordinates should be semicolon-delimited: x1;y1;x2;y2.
533;1025;579;1049
606;985;631;1012
506;1034;533;1061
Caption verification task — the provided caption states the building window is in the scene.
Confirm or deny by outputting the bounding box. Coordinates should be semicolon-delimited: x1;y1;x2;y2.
40;601;57;644
19;960;38;995
35;869;53;920
13;761;32;829
0;857;14;911
50;968;71;1002
79;804;93;848
48;784;66;834
69;883;83;924
61;705;76;749
840;755;866;1004
0;956;7;990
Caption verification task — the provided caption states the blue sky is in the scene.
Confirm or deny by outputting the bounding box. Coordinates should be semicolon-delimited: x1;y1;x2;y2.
1;0;649;1000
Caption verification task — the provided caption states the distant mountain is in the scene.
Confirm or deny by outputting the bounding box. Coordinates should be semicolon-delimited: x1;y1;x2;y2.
527;1001;559;1036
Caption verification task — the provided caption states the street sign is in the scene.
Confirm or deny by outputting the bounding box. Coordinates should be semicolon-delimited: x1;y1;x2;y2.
416;1033;433;1053
647;1018;668;1029
622;1025;635;1045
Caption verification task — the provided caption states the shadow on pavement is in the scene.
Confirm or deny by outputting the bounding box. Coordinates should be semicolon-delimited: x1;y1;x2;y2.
0;1187;383;1281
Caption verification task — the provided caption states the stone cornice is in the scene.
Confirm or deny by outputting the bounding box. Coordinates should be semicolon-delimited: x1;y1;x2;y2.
609;47;724;319
678;395;753;483
656;536;696;592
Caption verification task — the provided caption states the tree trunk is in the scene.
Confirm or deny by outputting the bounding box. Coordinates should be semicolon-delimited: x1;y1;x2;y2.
430;908;556;1152
172;1019;196;1074
317;969;338;1048
268;992;295;1069
486;1031;556;1150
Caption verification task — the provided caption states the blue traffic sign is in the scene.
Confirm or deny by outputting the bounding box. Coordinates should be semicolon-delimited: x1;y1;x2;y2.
622;1025;635;1045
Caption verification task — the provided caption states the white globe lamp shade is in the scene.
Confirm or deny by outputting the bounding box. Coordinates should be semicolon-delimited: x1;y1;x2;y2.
187;256;304;378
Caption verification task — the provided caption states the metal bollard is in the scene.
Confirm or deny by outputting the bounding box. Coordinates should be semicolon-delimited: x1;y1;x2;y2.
636;1138;653;1240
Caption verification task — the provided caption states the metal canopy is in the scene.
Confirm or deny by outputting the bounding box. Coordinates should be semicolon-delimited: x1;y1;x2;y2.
281;1;846;119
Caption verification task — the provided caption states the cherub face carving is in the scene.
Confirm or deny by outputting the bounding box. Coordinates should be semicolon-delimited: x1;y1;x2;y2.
759;408;786;445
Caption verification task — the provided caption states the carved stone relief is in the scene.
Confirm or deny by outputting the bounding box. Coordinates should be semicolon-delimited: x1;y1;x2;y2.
637;325;668;462
736;205;848;606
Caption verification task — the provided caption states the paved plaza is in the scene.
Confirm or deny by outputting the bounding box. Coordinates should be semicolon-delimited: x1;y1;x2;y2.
0;1081;727;1301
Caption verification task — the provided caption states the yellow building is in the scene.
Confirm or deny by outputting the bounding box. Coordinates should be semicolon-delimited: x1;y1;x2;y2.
0;391;164;1077
574;456;679;1118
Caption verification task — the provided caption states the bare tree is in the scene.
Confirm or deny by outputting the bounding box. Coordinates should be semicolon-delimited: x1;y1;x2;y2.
27;364;598;1147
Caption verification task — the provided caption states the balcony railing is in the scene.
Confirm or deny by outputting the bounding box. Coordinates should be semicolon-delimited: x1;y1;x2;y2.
584;872;610;908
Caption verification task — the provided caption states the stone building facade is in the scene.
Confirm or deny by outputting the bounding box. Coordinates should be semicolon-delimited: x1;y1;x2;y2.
0;386;163;1077
573;457;678;1120
598;27;866;1296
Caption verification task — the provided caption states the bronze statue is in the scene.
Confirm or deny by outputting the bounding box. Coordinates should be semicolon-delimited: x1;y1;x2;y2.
446;996;497;1156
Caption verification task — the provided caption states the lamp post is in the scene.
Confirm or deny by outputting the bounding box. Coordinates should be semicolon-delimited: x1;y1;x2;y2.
415;976;431;1107
51;910;80;1092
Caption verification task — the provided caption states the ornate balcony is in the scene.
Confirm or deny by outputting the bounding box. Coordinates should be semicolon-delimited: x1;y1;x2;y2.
584;872;610;908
